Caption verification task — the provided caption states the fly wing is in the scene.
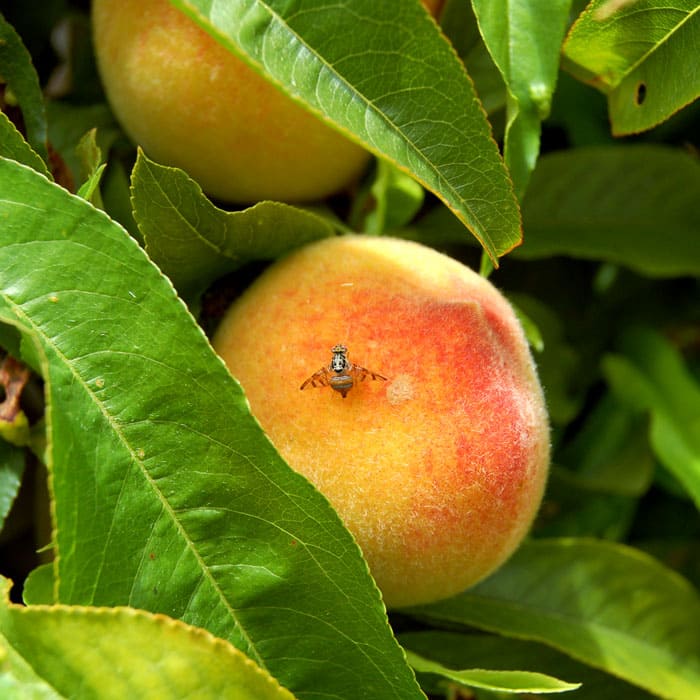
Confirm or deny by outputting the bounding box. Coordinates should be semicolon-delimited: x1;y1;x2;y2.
352;364;387;383
300;366;332;390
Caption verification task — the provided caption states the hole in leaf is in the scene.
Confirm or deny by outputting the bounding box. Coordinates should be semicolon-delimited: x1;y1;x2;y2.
635;82;647;105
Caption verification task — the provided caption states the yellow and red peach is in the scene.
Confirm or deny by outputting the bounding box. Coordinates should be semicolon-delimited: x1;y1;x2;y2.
92;0;370;203
91;0;443;203
213;236;550;607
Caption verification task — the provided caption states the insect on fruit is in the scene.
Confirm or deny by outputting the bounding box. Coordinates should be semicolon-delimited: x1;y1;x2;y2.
300;344;387;398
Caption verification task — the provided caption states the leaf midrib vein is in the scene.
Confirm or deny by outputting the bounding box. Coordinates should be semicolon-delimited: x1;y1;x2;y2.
187;0;499;254
0;290;265;670
617;5;698;84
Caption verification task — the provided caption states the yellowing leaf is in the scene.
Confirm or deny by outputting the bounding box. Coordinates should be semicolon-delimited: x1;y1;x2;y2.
0;576;296;700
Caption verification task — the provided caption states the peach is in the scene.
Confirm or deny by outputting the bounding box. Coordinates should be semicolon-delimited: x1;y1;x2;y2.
91;0;370;202
92;0;443;203
213;236;549;607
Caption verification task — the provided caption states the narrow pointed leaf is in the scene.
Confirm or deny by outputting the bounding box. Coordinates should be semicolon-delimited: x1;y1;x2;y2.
0;440;23;533
0;12;48;161
401;632;656;700
0;158;424;700
563;0;700;134
406;650;580;694
131;151;335;301
0;111;51;178
0;577;296;700
408;539;700;700
75;129;107;205
170;0;521;262
471;0;573;197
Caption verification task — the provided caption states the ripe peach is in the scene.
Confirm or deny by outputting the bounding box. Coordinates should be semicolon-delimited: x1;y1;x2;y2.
91;0;370;203
92;0;423;203
213;236;549;607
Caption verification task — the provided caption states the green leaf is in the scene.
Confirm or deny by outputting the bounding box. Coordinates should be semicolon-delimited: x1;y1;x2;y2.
0;439;23;533
131;151;336;302
557;391;655;497
438;0;507;115
0;635;63;700
407;538;700;700
471;0;573;197
0;158;424;700
0;576;296;700
510;300;544;353
603;327;700;509
363;159;425;235
103;158;141;242
75;128;107;205
0;12;47;161
22;564;54;606
406;649;580;694
518;145;700;276
538;468;638;540
171;0;521;263
536;391;654;540
400;631;656;700
46;101;119;190
563;0;700;134
506;294;582;426
0;110;51;178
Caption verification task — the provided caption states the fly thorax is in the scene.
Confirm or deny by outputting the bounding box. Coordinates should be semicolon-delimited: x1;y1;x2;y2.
331;352;348;373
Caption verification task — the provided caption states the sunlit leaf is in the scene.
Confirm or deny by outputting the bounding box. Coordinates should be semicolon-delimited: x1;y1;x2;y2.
401;631;656;699
0;157;424;700
406;649;580;694
170;0;521;262
408;538;700;699
0;576;296;700
0;634;63;700
563;0;700;134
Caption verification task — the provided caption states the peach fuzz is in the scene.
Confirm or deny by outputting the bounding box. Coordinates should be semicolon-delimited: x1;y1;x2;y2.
213;236;550;607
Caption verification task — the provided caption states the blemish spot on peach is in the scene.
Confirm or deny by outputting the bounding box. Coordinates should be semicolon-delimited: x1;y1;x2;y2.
387;373;415;405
